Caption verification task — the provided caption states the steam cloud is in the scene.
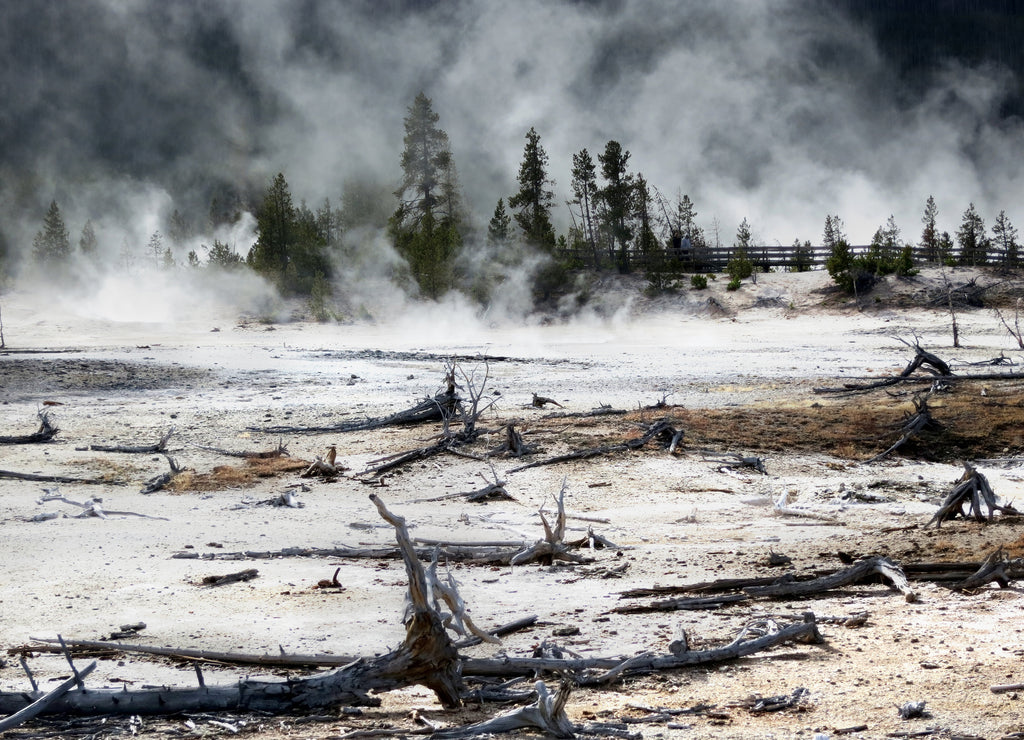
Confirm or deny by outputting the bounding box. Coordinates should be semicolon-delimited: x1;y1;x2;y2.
2;0;1022;282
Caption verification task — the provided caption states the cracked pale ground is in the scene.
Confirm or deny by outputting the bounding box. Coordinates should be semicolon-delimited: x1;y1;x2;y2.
1;268;1022;739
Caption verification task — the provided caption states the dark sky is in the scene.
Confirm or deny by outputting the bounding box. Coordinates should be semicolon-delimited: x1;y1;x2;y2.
2;0;1023;260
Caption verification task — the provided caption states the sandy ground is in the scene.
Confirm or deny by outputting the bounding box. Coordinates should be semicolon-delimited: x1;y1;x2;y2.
1;268;1024;739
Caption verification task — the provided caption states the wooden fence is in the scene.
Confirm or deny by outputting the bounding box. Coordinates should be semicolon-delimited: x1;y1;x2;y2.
557;244;948;273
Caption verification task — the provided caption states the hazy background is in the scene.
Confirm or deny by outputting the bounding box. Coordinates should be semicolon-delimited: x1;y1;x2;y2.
2;0;1023;269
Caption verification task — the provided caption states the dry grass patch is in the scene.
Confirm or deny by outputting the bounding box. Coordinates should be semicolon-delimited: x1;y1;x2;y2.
604;381;1024;461
169;456;309;492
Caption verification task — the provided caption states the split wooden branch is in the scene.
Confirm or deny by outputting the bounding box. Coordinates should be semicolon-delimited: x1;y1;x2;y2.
0;412;59;444
865;393;936;463
0;661;97;733
140;455;185;494
927;463;1022;526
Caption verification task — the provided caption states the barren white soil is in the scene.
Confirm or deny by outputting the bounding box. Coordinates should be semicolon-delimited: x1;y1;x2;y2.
1;267;1023;739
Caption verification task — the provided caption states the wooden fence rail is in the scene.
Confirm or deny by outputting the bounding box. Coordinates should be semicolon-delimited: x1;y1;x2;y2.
557;244;957;273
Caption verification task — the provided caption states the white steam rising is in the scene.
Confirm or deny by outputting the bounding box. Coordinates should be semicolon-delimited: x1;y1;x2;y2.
4;0;1024;324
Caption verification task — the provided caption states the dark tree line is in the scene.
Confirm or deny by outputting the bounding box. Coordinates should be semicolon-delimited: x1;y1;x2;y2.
19;92;1024;309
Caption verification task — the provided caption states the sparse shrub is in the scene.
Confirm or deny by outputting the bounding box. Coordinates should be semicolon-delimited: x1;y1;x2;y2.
726;249;753;282
726;276;742;291
690;274;708;290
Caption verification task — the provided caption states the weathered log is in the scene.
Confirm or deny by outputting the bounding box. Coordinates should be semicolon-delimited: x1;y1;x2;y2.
80;427;174;454
257;368;463;434
460;615;823;679
190;439;290;458
743;556;916;602
865;393;936;463
927;463;1022;526
955;549;1017;590
508;418;682;473
301;445;348;478
531;393;564;409
27;616;538;667
0;494;469;718
704;452;767;474
0;469;119;485
509;482;593;566
431;680;575;739
541;405;628;420
0;412;59;444
140;455;185;494
198;568;259;587
0;661;96;733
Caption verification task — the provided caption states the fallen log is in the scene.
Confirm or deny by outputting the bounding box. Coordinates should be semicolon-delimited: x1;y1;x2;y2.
0;412;58;444
432;680;574;739
25;616;538;667
743;556;917;602
508;418;682;474
257;369;463;435
0;469;120;485
814;340;951;394
0;494;473;718
955;549;1017;590
0;661;96;733
460;614;823;679
190;439;290;458
79;427;174;454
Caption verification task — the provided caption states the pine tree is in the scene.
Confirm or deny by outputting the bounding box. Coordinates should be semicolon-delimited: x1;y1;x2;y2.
79;219;98;258
569;149;599;268
168;209;192;246
991;210;1019;268
389;93;462;299
248;172;296;276
597;141;634;273
920;195;939;263
508;127;556;251
635;174;668;292
32;200;70;264
727;218;754;285
487;198;512;249
956;203;988;266
147;231;164;267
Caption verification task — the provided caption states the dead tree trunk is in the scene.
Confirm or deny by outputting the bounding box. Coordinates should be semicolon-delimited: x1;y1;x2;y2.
927;463;1022;526
0;495;468;718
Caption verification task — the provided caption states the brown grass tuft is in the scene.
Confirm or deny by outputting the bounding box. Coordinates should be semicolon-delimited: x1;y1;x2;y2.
169;456;309;492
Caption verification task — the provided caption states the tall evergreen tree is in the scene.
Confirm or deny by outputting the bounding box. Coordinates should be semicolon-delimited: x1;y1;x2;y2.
389;93;462;299
167;209;192;246
508;127;556;252
486;198;512;249
32;200;70;264
597;140;634;272
920;195;940;263
634;174;667;291
569;149;599;268
248;172;296;276
956;202;988;266
79;219;98;258
991;210;1019;268
147;231;164;267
